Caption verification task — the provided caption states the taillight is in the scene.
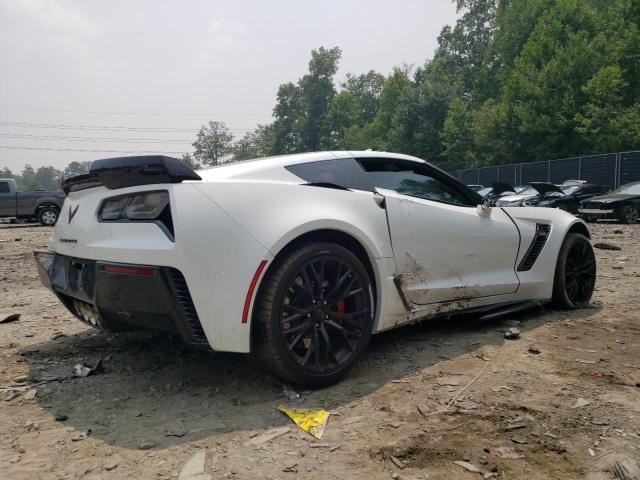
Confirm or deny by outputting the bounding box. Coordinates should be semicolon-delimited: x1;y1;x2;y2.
98;190;174;240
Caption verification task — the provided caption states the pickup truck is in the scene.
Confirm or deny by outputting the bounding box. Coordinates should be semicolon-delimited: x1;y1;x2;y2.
0;178;66;225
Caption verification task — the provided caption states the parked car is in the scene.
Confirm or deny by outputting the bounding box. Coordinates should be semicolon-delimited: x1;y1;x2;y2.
578;181;640;223
0;178;66;225
467;184;484;191
34;152;595;386
477;182;517;205
495;182;566;207
530;183;608;214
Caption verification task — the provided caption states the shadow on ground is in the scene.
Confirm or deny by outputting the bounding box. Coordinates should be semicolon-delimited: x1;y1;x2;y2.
23;304;601;450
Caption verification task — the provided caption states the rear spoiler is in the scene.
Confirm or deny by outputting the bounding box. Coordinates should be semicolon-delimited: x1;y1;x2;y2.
62;155;201;194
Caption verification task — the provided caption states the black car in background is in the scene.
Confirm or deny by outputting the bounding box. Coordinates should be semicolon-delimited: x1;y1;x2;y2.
578;181;640;223
534;183;608;214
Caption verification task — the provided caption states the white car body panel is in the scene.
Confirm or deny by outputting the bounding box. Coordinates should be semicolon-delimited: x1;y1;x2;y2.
46;151;590;354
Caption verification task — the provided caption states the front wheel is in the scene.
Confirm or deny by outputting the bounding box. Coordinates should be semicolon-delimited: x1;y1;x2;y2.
552;233;596;309
252;242;374;386
617;205;638;224
37;207;59;226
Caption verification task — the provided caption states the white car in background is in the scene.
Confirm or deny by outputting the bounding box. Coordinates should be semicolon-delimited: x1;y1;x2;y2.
35;152;596;386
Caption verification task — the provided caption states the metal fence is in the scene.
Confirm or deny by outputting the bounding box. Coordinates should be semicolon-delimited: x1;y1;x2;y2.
453;151;640;189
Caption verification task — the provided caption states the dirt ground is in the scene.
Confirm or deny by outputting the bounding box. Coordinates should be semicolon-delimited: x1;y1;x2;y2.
0;223;638;480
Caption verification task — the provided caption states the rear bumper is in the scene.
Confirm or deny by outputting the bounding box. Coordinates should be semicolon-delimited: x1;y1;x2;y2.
33;251;210;348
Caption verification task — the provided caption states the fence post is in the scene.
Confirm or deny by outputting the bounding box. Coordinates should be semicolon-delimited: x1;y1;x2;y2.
578;157;582;180
547;160;551;182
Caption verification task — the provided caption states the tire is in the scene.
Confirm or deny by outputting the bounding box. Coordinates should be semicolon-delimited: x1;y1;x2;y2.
252;242;374;386
37;207;59;226
552;233;596;309
617;205;638;224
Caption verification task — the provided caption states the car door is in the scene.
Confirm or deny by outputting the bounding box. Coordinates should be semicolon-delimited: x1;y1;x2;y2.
357;158;521;305
0;181;16;217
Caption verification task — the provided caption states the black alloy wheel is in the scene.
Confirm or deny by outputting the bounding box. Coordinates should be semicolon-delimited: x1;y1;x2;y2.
252;242;374;386
618;205;638;224
552;233;596;309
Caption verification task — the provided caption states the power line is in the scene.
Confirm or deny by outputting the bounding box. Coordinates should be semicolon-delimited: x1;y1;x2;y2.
0;145;188;154
0;121;255;132
0;133;194;144
0;106;271;117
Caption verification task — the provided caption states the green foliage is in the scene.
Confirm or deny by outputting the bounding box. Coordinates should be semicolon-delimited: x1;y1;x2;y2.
192;121;234;166
190;0;638;168
63;161;92;178
180;153;201;170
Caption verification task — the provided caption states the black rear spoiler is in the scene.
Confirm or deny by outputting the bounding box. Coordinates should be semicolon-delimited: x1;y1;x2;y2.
62;155;201;194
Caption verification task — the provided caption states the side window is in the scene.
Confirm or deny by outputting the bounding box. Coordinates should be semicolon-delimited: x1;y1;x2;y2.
0;182;10;194
358;158;474;206
285;158;373;192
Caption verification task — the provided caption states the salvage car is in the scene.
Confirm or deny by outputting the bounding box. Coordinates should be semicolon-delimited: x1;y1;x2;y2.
477;182;517;205
0;178;65;225
578;181;640;223
533;183;608;214
496;182;566;207
34;152;596;386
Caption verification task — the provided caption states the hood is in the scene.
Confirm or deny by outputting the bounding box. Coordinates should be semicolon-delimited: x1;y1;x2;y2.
497;193;531;203
586;193;640;203
527;182;564;194
491;182;515;195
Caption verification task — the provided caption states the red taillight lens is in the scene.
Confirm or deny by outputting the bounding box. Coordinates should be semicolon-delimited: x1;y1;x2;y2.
100;264;156;276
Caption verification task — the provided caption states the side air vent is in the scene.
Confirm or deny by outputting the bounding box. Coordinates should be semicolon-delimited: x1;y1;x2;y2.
167;268;208;346
518;223;551;271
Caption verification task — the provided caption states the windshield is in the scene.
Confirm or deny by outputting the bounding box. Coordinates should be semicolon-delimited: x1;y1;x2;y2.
561;185;580;195
611;182;640;195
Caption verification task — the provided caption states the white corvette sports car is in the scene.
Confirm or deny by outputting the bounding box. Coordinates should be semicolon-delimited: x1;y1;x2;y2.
35;151;596;385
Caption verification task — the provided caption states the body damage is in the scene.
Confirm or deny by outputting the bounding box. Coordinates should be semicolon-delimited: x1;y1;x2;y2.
46;151;590;354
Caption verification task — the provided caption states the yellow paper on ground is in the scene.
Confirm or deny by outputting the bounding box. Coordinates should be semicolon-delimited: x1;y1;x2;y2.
277;405;330;439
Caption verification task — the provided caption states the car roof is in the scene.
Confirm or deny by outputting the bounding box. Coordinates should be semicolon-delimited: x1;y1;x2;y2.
196;150;427;182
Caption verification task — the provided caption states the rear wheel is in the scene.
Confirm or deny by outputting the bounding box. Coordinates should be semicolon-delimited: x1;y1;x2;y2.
37;207;59;226
617;205;638;224
552;233;596;309
252;242;374;386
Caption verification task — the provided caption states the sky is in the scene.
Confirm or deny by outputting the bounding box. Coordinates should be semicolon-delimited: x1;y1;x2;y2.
0;0;459;173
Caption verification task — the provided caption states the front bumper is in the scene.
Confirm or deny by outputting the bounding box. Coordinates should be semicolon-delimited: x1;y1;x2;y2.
578;208;615;219
33;251;209;347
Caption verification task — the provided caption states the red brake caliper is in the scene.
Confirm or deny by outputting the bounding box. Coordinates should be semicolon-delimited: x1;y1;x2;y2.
336;299;345;324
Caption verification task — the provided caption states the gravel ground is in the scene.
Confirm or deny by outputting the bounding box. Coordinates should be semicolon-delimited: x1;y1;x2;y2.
0;222;638;479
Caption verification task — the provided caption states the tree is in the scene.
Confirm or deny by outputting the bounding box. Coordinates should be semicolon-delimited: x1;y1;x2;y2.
192;121;234;166
63;161;92;178
180;153;201;170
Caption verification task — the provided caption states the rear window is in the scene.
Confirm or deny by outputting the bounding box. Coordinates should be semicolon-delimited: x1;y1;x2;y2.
0;182;11;193
286;158;373;192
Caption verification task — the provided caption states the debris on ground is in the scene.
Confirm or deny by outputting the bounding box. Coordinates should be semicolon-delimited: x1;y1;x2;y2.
528;346;541;354
243;426;290;447
23;389;37;400
594;242;622;250
280;383;301;401
73;358;104;377
437;376;462;386
613;458;640;480
278;405;330;439
54;413;68;422
0;313;20;324
178;449;211;480
612;228;624;234
390;455;406;469
138;440;156;450
453;460;482;473
496;446;525;459
572;397;591;409
504;327;520;340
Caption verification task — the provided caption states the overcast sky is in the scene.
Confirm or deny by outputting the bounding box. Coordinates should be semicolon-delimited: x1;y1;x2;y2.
0;0;459;172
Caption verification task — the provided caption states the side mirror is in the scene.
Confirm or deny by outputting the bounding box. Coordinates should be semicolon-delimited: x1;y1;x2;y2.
477;199;492;217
